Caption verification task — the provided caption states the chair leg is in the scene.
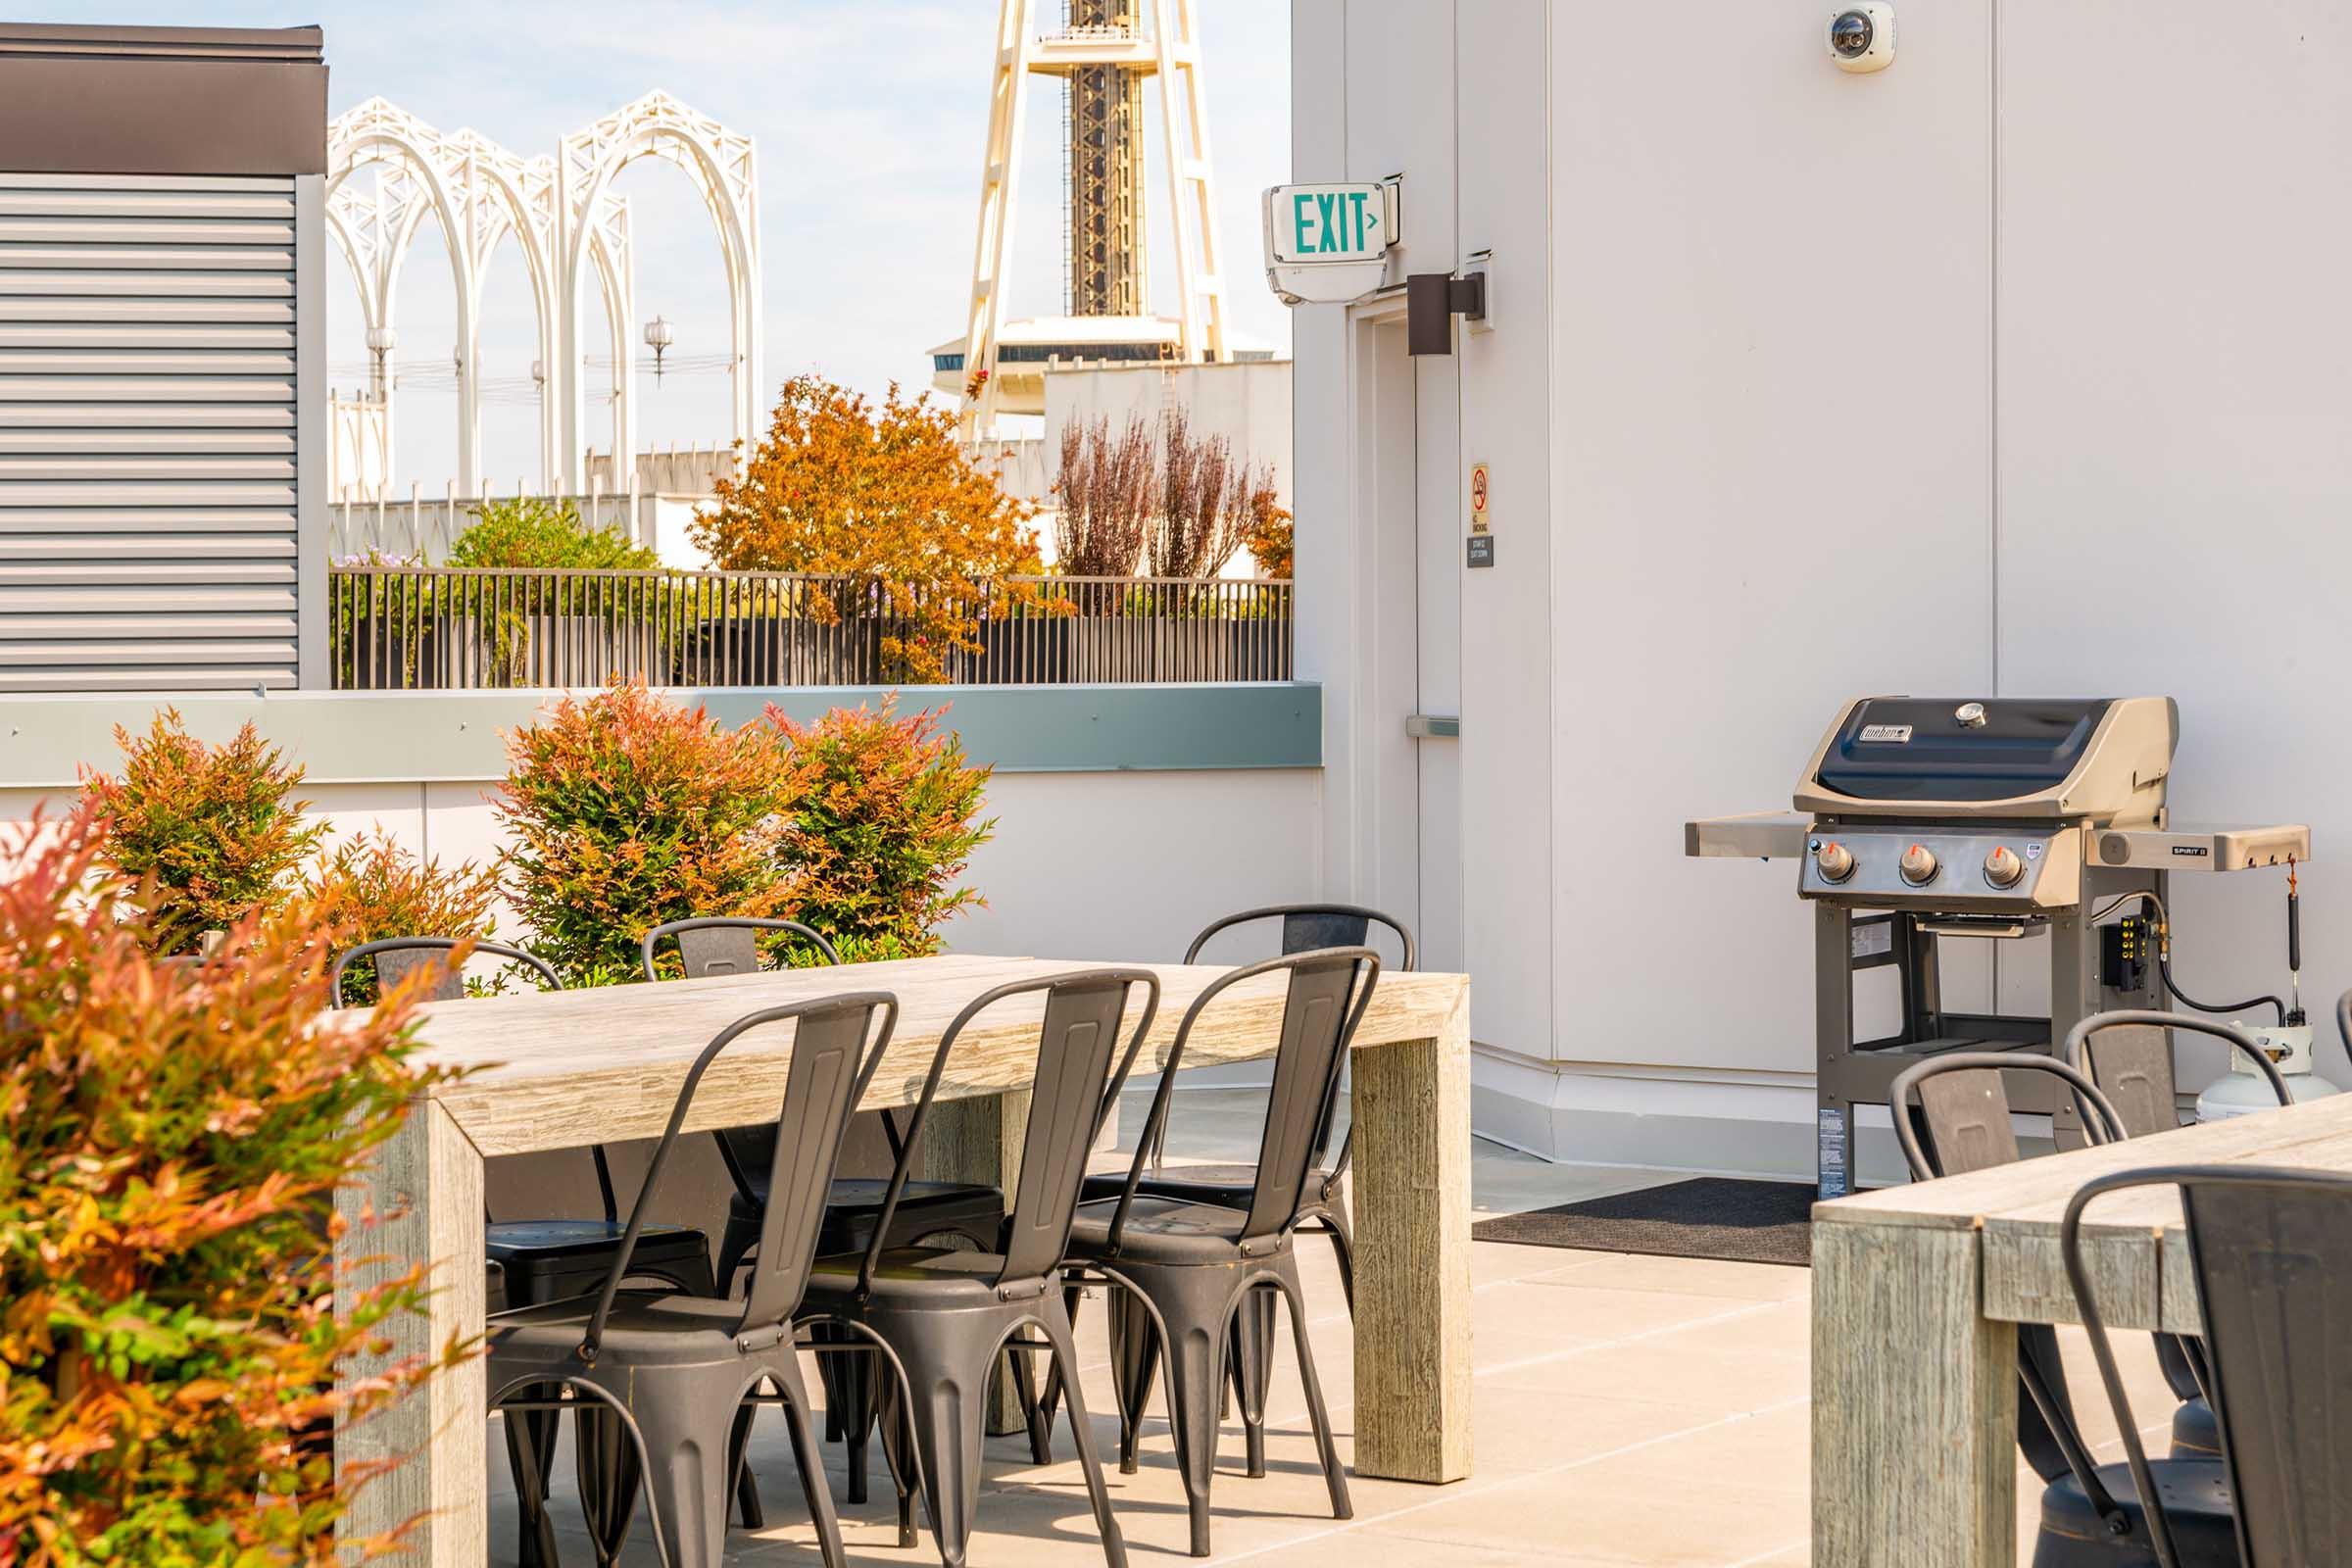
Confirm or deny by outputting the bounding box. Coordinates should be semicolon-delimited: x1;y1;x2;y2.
812;1322;877;1503
1007;1338;1054;1464
723;1396;766;1529
869;1312;998;1568
1105;1284;1160;1477
1037;1274;1089;1436
504;1396;566;1568
876;1380;919;1549
1230;1286;1278;1480
1274;1252;1351;1522
1321;1206;1357;1316
1039;1295;1129;1568
573;1397;643;1563
1136;1268;1230;1559
630;1385;740;1568
771;1353;849;1568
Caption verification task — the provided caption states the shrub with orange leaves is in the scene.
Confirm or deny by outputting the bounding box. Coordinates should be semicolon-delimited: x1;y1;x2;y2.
0;805;458;1564
495;681;794;986
689;374;1049;683
81;710;324;956
766;698;995;958
301;830;505;1005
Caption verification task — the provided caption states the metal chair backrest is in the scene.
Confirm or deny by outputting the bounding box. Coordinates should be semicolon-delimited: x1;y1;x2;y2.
640;916;842;982
1183;905;1411;1186
583;992;898;1358
1184;903;1417;973
2064;1164;2352;1568
1112;949;1380;1251
858;969;1160;1298
639;917;843;1208
333;935;560;1005
1890;1052;2128;1182
2066;1009;2290;1138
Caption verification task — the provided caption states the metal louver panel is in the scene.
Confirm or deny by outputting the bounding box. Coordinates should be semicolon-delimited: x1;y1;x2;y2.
0;172;300;691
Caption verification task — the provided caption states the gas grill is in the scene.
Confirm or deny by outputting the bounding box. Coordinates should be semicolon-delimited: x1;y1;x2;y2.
1689;696;2309;1198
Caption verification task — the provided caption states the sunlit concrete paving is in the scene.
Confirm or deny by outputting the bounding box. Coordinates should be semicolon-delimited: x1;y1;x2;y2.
487;1100;2180;1566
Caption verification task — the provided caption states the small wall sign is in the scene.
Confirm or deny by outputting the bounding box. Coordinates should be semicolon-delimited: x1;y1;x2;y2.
1466;535;1495;568
1469;461;1490;534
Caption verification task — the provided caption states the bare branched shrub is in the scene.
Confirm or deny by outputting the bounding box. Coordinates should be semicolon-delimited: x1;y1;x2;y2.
1148;409;1255;578
1053;415;1153;575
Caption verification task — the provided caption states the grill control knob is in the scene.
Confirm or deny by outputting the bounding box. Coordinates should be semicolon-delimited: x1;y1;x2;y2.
1899;843;1938;884
1816;841;1855;883
1984;845;2025;888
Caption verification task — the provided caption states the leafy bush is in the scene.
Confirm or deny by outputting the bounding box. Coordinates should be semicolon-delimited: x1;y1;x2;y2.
1243;490;1294;579
81;710;324;956
0;806;458;1562
767;699;995;957
302;830;505;1004
448;496;657;570
689;375;1050;683
496;681;793;986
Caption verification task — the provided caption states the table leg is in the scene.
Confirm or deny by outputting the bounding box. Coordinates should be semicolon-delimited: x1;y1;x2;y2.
921;1088;1034;1432
1348;997;1472;1482
335;1096;487;1565
1812;1219;2016;1568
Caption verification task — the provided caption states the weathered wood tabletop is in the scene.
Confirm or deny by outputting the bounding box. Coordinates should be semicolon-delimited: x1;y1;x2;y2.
1811;1090;2352;1568
335;953;1474;1565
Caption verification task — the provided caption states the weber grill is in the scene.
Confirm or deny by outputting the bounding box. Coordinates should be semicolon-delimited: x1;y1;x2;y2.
1690;697;2309;1197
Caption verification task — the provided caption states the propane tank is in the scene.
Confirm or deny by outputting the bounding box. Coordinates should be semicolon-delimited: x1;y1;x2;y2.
2195;1019;2343;1121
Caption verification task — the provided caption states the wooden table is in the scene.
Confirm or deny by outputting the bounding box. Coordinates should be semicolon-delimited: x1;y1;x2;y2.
1811;1090;2352;1567
335;954;1473;1564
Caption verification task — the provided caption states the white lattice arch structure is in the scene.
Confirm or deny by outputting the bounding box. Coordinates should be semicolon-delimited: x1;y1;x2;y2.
325;91;758;496
555;90;761;490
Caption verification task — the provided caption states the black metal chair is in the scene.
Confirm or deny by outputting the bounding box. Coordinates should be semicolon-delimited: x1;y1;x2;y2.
1889;1053;2238;1568
1061;948;1378;1558
799;968;1159;1568
336;936;720;1567
2067;1009;2292;1462
2066;1162;2352;1567
1074;903;1412;1477
638;916;1035;1509
486;991;897;1568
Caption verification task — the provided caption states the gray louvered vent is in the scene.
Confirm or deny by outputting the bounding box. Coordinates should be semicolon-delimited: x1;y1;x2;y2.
0;172;298;692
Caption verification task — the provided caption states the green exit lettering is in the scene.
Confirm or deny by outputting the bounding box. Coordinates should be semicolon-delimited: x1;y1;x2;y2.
1292;188;1378;256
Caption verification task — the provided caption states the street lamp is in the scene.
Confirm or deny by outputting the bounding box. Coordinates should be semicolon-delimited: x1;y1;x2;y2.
643;316;673;384
365;324;397;396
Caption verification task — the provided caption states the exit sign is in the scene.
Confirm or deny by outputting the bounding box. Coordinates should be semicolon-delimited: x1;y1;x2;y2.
1263;179;1399;306
1267;181;1395;263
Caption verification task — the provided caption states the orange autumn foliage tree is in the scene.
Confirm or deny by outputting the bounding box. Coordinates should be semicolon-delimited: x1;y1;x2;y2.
0;804;461;1564
689;375;1049;683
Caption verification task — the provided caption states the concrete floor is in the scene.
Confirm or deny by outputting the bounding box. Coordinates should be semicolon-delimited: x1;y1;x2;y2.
486;1099;2181;1567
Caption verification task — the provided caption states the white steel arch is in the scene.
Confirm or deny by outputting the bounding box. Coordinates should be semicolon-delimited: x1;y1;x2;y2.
555;90;761;491
324;91;759;497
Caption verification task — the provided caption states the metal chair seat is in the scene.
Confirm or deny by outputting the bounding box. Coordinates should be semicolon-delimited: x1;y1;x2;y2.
1080;1164;1331;1208
491;1289;757;1367
1067;1195;1259;1263
806;1244;1028;1305
2033;1459;2238;1566
726;1177;1004;1266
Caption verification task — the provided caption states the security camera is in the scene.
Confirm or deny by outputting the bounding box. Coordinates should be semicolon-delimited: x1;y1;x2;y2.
1828;3;1894;73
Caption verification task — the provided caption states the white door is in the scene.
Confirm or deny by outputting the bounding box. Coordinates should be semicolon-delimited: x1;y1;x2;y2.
1351;311;1465;974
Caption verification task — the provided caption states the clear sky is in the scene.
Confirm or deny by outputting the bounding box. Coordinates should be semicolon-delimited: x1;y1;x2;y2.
26;1;1292;490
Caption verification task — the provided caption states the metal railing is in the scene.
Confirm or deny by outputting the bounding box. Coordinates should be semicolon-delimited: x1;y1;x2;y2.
326;566;1293;690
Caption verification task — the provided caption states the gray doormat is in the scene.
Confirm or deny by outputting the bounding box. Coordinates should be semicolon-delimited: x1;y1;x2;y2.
1471;1178;1815;1267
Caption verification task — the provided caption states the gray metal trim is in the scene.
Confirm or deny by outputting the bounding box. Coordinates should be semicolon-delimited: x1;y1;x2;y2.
0;51;326;176
293;174;326;690
0;682;1325;787
0;24;323;62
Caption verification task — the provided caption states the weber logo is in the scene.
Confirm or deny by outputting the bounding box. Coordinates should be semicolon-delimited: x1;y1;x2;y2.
2172;845;2210;858
1858;724;1914;743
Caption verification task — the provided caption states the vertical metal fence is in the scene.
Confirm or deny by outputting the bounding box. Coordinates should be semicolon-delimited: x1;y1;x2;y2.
326;567;1293;690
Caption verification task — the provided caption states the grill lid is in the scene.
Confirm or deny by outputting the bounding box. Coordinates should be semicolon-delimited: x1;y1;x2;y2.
1793;696;2177;823
1814;698;2108;803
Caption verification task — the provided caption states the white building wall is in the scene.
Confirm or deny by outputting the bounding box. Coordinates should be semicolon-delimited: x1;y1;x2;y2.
1295;0;2348;1175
